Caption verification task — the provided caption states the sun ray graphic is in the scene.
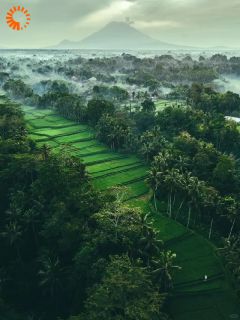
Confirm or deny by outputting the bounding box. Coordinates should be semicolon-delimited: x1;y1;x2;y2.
6;6;31;31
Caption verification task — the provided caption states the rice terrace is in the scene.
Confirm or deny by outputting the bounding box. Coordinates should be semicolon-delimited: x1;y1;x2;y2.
17;99;240;320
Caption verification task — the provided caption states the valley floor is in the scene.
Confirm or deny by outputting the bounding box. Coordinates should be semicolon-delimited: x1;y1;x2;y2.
22;104;240;320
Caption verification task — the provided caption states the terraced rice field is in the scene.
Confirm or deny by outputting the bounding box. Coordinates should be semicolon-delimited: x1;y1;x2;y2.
155;99;187;111
22;104;240;320
22;105;149;200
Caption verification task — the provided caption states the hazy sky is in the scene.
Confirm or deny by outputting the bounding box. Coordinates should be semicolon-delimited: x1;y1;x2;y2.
1;0;240;48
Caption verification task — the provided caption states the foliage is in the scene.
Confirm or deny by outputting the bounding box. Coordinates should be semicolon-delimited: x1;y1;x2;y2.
0;98;171;319
74;255;168;320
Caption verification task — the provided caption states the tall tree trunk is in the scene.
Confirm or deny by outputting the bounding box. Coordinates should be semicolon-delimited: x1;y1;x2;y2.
169;190;172;218
173;193;176;208
193;207;198;226
153;190;158;213
208;218;214;239
228;218;236;240
167;194;170;217
175;199;184;220
187;206;191;228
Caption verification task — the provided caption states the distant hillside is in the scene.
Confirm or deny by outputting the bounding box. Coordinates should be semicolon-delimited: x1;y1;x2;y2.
53;21;182;50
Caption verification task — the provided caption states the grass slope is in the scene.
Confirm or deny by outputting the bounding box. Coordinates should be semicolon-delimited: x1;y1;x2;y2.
22;105;240;320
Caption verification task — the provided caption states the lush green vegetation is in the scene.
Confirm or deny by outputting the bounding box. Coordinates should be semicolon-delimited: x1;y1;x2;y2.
21;100;240;320
188;83;240;116
2;51;240;320
0;96;176;320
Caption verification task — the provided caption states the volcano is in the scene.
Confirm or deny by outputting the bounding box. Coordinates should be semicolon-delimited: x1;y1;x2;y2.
54;21;181;50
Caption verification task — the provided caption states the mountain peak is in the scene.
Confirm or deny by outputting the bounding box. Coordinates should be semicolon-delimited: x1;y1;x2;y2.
106;21;130;26
53;21;181;50
94;21;153;40
79;21;155;49
104;21;137;30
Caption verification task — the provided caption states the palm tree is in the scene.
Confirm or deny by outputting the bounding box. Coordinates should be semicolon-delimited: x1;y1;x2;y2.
164;169;184;218
146;151;170;212
23;206;41;247
1;221;23;263
222;196;239;239
174;172;188;221
147;167;163;212
139;229;163;266
139;213;152;234
38;255;64;313
40;144;51;161
151;251;181;291
184;173;201;228
198;185;219;239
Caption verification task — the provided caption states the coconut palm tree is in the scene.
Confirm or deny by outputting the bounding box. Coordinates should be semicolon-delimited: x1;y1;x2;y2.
151;251;181;291
1;221;23;263
38;255;64;313
40;144;51;161
139;228;163;266
146;151;171;212
139;213;152;234
220;196;239;239
163;169;185;218
184;173;202;228
147;167;164;212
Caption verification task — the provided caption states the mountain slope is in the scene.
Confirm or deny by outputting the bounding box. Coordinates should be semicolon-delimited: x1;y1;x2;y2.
53;21;181;50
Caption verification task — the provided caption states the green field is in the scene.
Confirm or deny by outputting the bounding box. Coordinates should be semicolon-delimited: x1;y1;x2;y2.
22;105;240;320
155;99;187;111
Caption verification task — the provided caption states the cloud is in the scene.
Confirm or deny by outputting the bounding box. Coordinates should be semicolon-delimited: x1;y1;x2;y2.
135;20;181;29
0;0;240;48
75;0;135;28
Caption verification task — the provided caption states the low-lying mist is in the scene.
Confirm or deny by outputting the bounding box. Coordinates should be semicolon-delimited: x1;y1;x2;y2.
213;75;240;94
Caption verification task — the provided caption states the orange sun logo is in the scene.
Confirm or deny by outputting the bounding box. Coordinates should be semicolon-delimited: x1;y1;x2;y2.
6;6;31;31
